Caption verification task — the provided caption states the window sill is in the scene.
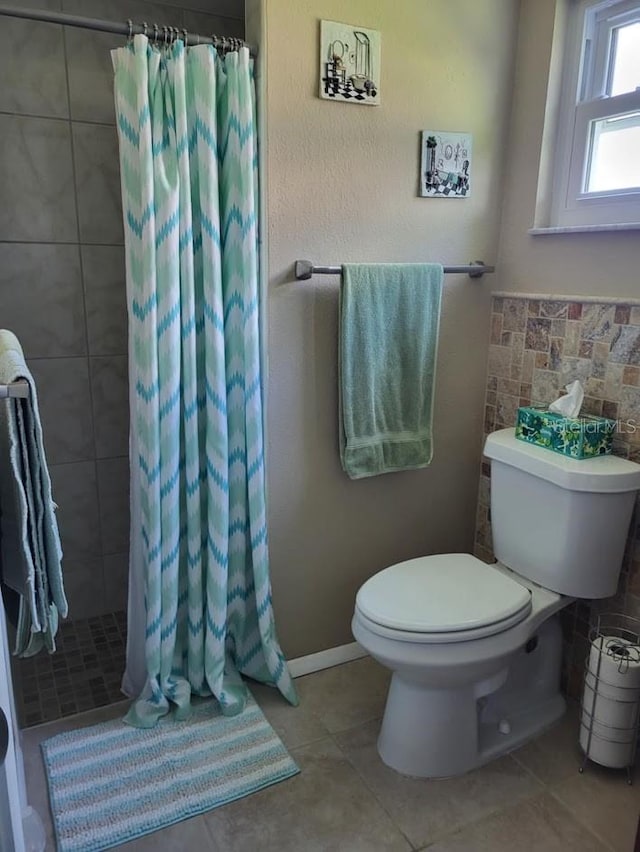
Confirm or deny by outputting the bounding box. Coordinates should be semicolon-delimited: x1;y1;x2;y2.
528;222;640;235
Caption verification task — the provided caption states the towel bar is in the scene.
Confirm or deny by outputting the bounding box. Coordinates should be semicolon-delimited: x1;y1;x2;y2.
295;260;495;280
0;380;29;399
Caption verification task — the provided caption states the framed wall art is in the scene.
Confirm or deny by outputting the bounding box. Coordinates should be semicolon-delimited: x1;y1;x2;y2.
319;20;381;106
420;131;472;197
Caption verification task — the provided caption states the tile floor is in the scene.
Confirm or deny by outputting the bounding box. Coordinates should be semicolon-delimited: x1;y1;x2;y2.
11;611;127;727
20;657;638;851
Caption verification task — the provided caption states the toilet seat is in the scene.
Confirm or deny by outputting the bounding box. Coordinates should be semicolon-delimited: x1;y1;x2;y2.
355;553;532;644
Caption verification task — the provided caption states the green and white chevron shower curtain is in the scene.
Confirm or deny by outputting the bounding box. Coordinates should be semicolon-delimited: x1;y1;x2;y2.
112;36;297;727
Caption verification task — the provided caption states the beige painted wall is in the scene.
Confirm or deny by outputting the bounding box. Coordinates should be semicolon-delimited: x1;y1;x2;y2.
259;0;521;657
496;0;640;298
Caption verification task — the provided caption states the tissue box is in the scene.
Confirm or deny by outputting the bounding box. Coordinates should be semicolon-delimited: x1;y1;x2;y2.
515;407;616;459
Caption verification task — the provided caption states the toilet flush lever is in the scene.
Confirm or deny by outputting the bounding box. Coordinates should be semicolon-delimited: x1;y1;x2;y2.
498;719;511;735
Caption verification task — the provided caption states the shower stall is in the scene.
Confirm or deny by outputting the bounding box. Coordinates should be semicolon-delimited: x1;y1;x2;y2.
0;0;245;729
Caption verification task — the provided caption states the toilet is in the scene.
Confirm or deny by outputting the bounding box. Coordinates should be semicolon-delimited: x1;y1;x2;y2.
352;427;640;778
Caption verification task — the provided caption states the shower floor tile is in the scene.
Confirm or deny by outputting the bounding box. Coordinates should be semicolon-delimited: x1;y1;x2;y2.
10;610;127;727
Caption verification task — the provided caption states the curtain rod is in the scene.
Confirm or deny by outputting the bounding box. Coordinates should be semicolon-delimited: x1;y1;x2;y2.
0;5;256;55
295;260;496;280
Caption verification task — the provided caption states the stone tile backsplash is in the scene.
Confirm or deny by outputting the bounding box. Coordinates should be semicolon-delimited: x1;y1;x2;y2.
475;294;640;697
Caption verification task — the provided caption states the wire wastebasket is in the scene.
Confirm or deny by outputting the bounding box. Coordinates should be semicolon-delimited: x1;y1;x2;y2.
579;613;640;784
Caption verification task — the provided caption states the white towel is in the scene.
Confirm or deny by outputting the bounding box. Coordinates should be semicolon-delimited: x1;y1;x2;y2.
0;330;66;655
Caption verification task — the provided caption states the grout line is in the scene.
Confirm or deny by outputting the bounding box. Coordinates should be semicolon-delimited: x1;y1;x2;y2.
547;788;617;852
21;698;131;734
48;455;128;467
323;713;381;738
153;2;244;25
413;788;610;852
0;240;125;247
48;458;98;472
508;748;550;787
281;732;334;753
0;108;115;128
326;726;418;851
27;353;127;362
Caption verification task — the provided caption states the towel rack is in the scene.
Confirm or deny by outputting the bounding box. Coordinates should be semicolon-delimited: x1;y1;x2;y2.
295;260;495;281
0;380;29;400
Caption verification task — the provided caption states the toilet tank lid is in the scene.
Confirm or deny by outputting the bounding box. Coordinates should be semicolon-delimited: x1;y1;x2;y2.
484;428;640;493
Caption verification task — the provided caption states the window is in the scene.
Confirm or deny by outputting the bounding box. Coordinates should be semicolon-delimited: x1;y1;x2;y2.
551;0;640;228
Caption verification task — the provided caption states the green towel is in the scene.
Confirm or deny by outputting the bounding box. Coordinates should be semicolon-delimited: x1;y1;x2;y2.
339;263;443;479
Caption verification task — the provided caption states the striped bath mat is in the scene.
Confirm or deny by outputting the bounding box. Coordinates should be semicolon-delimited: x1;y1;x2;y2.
41;695;299;852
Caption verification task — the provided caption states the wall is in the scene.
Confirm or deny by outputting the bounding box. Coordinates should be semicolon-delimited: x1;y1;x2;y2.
260;0;521;658
0;0;243;620
495;0;640;299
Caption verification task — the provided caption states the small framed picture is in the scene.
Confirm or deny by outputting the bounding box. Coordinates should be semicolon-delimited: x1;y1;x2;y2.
319;20;381;106
420;131;472;198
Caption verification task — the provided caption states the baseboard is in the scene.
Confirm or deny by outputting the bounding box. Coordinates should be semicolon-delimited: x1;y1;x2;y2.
288;642;368;678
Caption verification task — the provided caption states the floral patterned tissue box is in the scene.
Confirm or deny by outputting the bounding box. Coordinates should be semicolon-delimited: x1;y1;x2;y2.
515;407;615;459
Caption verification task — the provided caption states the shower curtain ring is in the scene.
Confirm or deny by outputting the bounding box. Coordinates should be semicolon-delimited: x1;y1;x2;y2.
182;28;188;46
152;23;159;45
142;21;148;38
162;26;168;45
126;19;133;42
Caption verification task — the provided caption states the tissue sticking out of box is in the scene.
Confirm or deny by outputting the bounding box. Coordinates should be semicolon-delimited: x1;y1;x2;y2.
548;379;585;418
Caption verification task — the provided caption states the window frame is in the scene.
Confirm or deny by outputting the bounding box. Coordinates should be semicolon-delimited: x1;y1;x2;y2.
550;0;640;228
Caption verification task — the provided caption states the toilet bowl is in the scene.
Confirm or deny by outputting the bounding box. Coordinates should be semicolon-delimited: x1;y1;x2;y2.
353;555;568;777
352;428;640;778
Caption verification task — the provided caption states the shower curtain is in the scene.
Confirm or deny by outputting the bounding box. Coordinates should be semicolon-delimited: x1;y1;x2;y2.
112;35;297;727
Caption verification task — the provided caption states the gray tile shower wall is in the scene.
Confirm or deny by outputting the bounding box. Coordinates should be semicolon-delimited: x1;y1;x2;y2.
0;0;244;619
474;293;640;698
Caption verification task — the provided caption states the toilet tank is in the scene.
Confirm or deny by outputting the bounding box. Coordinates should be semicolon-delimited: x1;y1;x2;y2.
484;428;640;598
